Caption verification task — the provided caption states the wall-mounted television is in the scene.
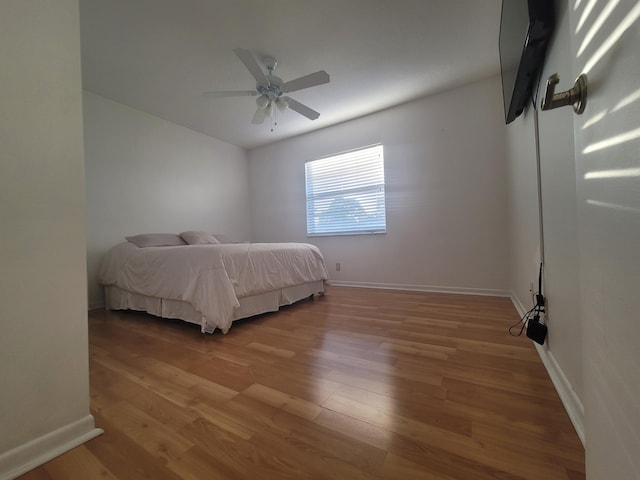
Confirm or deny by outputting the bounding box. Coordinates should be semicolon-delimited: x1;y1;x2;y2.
499;0;555;124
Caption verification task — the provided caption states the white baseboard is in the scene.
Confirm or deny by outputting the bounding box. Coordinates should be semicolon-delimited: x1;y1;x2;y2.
509;293;528;318
533;343;585;446
88;301;105;311
509;292;585;446
0;415;103;480
329;280;510;297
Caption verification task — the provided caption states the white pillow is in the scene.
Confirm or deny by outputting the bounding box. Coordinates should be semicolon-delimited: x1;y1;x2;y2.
180;231;221;245
212;234;234;244
125;233;186;247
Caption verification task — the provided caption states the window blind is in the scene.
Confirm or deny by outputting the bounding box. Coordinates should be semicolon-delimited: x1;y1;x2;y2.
305;144;386;236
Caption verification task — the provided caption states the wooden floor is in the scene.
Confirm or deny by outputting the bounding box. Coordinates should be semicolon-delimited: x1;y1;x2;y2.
19;287;585;480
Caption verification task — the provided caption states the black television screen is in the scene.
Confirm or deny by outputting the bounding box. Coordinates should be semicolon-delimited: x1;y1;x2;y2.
499;0;555;124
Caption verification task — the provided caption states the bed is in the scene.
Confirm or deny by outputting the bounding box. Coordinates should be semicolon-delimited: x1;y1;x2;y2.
98;234;329;334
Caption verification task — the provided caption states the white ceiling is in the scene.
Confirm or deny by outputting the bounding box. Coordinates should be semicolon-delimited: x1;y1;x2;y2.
80;0;502;149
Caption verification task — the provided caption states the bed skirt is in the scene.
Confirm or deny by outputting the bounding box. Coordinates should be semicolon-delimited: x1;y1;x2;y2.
104;280;325;333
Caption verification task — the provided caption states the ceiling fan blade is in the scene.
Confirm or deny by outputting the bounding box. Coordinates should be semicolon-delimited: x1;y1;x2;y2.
281;71;330;93
252;107;267;124
284;97;320;120
203;90;257;98
233;48;269;86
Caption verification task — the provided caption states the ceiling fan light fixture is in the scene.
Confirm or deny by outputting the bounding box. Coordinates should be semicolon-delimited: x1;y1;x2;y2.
264;102;274;117
256;95;269;108
276;97;289;112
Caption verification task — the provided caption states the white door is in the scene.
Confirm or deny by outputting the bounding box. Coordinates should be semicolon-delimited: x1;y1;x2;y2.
569;1;640;478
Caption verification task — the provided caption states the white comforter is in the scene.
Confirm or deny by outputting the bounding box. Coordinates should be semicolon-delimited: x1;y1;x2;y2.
98;242;328;333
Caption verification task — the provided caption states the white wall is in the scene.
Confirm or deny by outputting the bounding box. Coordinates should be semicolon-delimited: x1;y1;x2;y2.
83;92;251;307
249;77;509;294
507;1;640;476
568;1;640;478
505;0;584;442
0;2;101;478
536;0;584;437
505;105;542;309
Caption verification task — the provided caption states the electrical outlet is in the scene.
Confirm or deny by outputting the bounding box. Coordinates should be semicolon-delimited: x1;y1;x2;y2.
335;262;341;271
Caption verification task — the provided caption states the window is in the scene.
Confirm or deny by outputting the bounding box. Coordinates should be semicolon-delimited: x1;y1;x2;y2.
305;144;386;236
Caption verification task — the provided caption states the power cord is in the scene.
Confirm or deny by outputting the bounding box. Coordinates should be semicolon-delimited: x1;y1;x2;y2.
509;263;547;345
509;299;543;337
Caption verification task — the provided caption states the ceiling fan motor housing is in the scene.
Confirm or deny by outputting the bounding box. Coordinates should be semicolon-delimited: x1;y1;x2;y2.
257;75;283;97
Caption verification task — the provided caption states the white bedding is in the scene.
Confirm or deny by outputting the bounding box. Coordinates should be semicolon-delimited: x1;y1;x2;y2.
98;242;329;333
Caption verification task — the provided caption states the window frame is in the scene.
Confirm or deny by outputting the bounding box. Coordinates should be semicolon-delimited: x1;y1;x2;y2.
304;144;387;237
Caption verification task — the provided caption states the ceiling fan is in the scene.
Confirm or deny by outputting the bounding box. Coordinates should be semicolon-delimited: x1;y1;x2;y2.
204;48;330;125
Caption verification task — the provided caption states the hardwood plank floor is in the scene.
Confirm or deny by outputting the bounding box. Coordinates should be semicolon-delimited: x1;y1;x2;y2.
18;286;585;479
